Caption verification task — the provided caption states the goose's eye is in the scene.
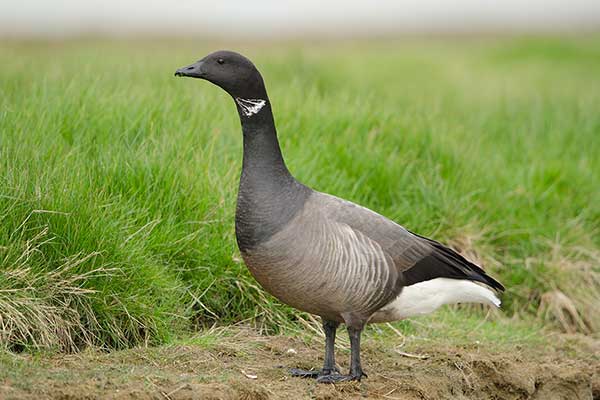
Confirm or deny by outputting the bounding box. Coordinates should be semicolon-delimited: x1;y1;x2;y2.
217;58;225;65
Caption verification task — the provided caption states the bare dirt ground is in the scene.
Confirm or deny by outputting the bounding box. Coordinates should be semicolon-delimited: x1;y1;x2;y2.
1;328;598;400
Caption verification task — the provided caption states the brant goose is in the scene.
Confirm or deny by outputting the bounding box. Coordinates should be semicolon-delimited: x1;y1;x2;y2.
175;51;504;383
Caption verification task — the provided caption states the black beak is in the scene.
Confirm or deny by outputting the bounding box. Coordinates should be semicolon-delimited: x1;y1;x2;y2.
174;60;205;78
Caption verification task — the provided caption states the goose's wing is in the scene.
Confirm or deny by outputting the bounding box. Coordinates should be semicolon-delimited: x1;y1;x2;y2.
313;192;504;292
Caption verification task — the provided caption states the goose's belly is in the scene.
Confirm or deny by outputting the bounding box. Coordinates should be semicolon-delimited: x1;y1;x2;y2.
241;250;347;320
240;229;399;321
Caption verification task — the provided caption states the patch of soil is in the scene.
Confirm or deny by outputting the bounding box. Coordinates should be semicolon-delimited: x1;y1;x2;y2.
1;330;598;400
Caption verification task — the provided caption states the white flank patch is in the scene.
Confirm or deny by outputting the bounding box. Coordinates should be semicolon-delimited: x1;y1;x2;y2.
370;278;501;323
235;97;266;117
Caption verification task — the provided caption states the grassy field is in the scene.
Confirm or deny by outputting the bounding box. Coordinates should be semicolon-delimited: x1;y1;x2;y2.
0;36;599;357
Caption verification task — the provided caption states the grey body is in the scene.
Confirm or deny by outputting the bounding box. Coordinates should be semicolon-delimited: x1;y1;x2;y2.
240;191;403;322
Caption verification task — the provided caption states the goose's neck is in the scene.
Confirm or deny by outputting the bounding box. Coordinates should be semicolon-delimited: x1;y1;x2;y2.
238;100;292;183
234;96;311;251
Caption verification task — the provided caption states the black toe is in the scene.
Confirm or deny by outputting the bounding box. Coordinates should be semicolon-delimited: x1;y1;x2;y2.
316;374;355;383
289;368;320;378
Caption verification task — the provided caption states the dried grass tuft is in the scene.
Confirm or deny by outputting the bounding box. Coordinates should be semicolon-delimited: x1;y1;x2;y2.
0;227;115;352
536;242;600;334
537;290;592;334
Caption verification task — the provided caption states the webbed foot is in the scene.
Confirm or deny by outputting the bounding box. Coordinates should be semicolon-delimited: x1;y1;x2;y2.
289;368;319;378
289;366;341;379
316;370;366;383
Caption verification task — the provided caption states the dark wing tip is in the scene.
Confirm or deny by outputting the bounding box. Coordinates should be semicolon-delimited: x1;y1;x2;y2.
404;231;505;292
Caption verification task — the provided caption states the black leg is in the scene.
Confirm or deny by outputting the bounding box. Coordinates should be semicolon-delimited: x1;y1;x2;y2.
347;325;367;380
290;318;340;379
316;319;367;383
322;319;341;374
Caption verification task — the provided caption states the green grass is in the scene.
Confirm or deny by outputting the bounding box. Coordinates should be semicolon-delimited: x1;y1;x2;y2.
0;37;599;351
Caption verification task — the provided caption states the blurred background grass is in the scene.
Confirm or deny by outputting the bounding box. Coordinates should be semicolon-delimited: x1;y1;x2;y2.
0;37;599;352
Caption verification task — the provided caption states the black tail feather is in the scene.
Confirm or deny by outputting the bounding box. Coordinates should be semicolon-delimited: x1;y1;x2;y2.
403;231;505;292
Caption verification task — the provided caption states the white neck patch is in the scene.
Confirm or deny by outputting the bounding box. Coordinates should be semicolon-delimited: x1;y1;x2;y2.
235;97;266;117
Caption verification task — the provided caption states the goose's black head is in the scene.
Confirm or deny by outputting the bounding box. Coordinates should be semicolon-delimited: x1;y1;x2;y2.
174;50;267;100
